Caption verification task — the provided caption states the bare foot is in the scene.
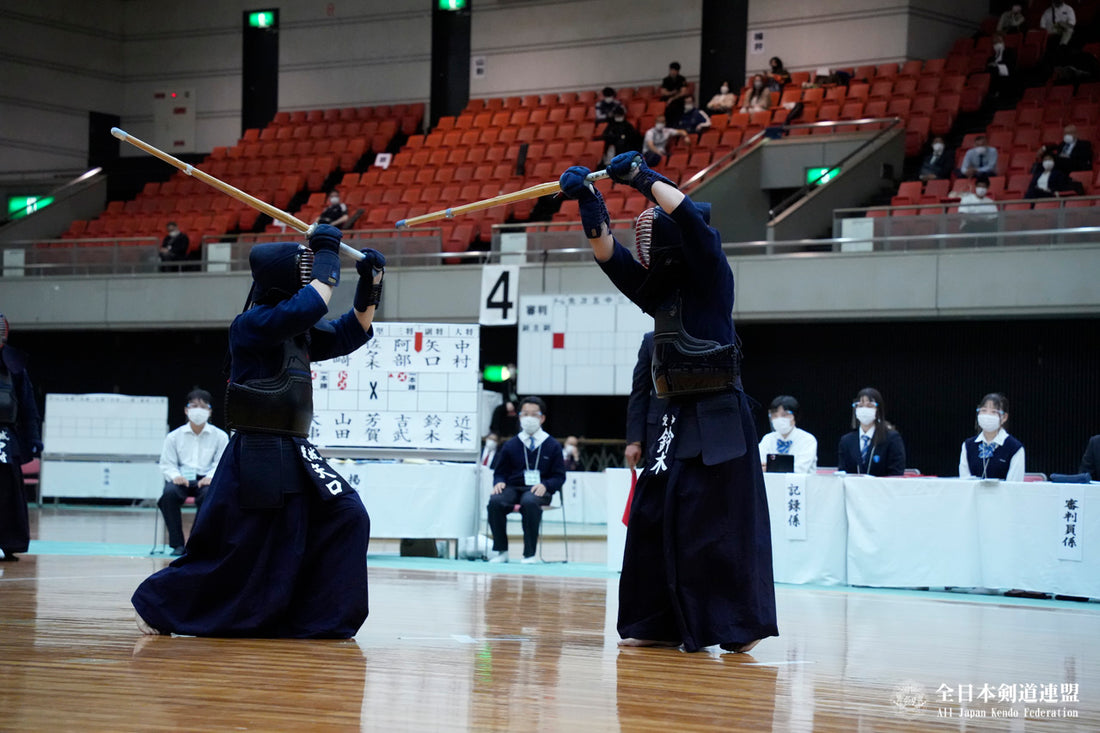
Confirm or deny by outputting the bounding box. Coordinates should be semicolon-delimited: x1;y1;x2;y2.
135;613;164;636
618;638;681;648
720;638;762;653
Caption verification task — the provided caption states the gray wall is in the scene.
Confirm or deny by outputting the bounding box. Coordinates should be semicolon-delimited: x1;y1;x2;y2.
4;244;1098;329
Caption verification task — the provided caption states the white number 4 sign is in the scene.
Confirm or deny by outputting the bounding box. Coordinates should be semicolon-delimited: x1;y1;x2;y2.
479;265;519;325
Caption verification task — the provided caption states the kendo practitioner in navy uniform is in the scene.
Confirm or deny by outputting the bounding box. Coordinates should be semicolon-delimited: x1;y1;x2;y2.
132;224;385;638
559;153;778;653
0;314;43;562
624;331;665;469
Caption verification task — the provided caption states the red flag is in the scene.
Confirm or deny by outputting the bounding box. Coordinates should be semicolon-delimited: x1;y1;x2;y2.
622;467;637;526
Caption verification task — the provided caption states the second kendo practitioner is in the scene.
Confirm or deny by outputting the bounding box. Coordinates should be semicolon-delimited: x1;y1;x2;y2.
132;224;385;638
559;153;778;653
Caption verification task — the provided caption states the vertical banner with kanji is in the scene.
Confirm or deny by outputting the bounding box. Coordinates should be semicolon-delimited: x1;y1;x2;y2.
310;322;480;451
1058;487;1083;561
785;474;807;540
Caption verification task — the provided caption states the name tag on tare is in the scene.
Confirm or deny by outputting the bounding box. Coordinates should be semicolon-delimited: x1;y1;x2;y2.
524;470;541;486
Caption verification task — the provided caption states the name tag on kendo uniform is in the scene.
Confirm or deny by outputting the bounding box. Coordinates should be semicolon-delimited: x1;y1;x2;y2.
524;470;541;486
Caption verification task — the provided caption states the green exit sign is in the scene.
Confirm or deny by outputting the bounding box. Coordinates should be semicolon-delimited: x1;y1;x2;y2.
439;0;467;9
248;10;275;28
7;195;54;220
806;166;839;185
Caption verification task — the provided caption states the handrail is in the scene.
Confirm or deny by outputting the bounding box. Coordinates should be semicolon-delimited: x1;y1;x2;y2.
835;193;1100;216
767;117;904;220
682;116;904;195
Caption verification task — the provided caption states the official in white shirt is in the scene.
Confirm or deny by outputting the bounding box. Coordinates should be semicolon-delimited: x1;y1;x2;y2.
1040;0;1076;46
758;395;818;474
157;389;229;554
959;392;1025;482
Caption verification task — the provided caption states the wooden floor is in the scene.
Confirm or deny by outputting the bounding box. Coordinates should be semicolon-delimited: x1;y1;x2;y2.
2;512;1099;731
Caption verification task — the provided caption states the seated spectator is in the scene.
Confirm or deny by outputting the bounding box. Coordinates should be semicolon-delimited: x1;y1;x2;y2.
767;56;792;90
157;389;229;555
758;395;818;475
1025;151;1082;198
957;135;998;178
1080;434;1100;480
837;388;906;477
158;221;190;272
997;3;1026;34
959;392;1024;481
740;75;772;113
705;81;737;115
918;136;953;181
1040;0;1075;49
315;190;349;229
986;33;1017;98
595;87;622;124
659;61;691;128
486;396;566;564
954;175;999;232
642;116;689;168
562;435;581;472
677;98;711;136
1052;124;1093;172
601;110;643;165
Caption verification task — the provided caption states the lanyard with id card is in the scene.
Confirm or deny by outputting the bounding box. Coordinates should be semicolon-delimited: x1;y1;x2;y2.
524;439;543;486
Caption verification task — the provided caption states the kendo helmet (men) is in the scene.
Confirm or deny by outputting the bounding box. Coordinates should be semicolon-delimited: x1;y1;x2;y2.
248;242;315;306
634;201;712;269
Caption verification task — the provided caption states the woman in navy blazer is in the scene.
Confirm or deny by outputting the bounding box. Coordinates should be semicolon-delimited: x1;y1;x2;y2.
837;387;906;476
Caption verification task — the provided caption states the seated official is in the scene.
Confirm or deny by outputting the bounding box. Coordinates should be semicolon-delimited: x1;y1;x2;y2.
157;389;229;555
837;387;906;476
758;395;818;474
487;396;566;564
959;392;1024;481
1080;434;1100;481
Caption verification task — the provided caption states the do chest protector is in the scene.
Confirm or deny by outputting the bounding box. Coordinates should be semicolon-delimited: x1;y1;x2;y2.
225;337;313;438
651;295;741;398
0;368;17;424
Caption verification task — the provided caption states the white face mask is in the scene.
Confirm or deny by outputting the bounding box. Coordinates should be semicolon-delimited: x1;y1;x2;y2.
993;43;1005;52
613;116;625;123
484;438;497;451
1042;159;1055;171
973;146;986;155
564;444;577;457
720;85;730;94
329;197;339;204
855;406;877;426
655;122;665;130
604;96;614;102
977;413;1002;434
187;407;210;426
975;186;988;197
753;81;762;89
771;416;793;436
932;143;944;154
684;103;694;111
1064;134;1075;145
519;416;541;435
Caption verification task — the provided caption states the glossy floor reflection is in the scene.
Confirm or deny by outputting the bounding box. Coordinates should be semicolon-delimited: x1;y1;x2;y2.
2;553;1097;731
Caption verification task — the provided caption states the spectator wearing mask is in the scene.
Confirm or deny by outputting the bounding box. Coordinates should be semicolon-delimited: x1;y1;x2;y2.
954;175;999;234
987;33;1018;98
958;135;999;178
1026;151;1082;198
158;221;191;272
642;116;690;168
677;98;712;136
918;136;953;181
767;57;792;90
562;435;581;471
837;388;906;477
315;190;349;229
706;82;737;115
997;4;1026;34
601;110;643;165
659;61;691;129
959;393;1024;482
595;87;623;124
1052;124;1093;172
1040;0;1076;49
757;395;818;475
740;75;772;114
